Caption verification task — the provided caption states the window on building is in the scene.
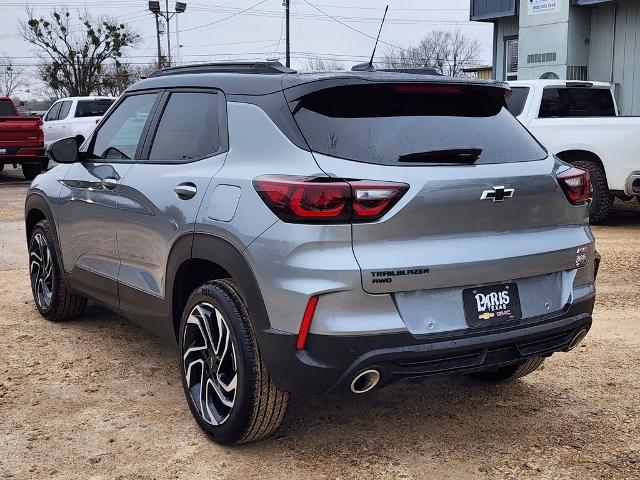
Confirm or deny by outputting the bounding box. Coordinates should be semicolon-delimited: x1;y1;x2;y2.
505;38;518;81
539;88;616;118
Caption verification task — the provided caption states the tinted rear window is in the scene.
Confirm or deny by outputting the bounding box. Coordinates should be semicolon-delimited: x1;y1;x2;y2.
148;92;221;162
75;99;115;118
539;87;615;118
506;87;529;116
0;100;16;116
292;84;547;166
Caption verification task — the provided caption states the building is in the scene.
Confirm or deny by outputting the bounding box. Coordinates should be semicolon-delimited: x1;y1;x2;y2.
462;65;494;80
470;0;640;114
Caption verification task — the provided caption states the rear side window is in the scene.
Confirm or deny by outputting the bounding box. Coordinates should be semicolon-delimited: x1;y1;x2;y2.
75;99;115;118
148;92;221;162
506;87;529;116
90;93;158;161
539;87;615;118
45;102;62;121
0;99;16;115
291;83;547;165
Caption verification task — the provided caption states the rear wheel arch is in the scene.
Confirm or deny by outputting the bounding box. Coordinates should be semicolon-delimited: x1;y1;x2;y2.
25;194;65;271
168;233;271;342
555;150;612;223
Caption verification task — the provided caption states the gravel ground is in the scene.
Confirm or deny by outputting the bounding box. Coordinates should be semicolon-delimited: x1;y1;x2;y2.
0;172;638;479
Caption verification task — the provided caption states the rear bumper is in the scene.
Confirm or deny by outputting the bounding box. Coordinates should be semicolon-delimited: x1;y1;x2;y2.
257;295;594;394
0;147;46;163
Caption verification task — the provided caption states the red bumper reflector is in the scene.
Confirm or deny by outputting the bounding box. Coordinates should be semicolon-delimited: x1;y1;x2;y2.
296;295;319;350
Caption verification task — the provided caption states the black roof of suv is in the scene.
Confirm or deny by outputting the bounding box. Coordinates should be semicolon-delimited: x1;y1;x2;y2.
132;61;509;96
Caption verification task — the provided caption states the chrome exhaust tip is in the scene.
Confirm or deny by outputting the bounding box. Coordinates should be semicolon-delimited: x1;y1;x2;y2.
566;328;588;351
350;369;381;394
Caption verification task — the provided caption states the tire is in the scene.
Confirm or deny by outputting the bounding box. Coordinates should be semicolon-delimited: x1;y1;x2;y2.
40;157;49;171
572;160;612;224
470;357;545;384
178;279;289;445
29;220;87;321
22;162;42;180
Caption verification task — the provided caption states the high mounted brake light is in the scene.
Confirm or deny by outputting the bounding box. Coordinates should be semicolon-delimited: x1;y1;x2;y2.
391;84;465;94
253;176;408;224
557;167;591;205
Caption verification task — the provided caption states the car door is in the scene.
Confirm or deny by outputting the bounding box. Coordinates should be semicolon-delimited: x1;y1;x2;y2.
57;91;163;308
43;102;62;148
115;88;227;335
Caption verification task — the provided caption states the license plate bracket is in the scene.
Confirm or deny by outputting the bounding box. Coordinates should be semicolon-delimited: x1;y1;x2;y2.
463;282;522;327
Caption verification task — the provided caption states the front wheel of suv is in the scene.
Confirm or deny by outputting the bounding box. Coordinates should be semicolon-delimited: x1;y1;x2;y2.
178;280;289;444
29;220;87;321
470;357;545;384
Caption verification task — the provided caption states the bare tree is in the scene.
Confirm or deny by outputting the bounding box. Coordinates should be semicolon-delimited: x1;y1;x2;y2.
0;58;26;97
381;29;481;77
98;63;159;96
305;57;346;71
20;9;139;96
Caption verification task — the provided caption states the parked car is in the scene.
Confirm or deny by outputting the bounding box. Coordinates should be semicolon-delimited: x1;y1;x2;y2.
507;79;640;223
43;96;116;149
0;97;47;180
25;63;598;445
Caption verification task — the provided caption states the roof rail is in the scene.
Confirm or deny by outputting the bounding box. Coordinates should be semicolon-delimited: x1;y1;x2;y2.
149;61;297;77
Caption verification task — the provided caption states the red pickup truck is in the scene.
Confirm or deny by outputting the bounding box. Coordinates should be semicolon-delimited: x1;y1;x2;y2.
0;97;47;180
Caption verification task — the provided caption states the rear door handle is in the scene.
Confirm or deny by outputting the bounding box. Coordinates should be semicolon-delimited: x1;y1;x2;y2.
101;177;118;190
174;182;197;199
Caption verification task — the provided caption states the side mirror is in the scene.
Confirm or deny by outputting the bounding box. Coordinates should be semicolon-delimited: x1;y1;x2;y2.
47;137;80;164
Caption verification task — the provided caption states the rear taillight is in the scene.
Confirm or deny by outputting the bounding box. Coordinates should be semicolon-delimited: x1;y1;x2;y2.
557;167;591;204
37;123;44;143
253;176;408;224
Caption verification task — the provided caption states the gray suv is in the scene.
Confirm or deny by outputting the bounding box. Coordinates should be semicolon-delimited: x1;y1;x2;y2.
25;62;598;445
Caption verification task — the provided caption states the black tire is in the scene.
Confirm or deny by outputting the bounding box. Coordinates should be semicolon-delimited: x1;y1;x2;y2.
40;157;49;171
29;220;87;321
572;160;612;224
178;279;289;445
470;357;545;384
22;162;42;180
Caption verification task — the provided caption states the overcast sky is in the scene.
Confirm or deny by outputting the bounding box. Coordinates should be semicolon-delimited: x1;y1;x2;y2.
0;0;493;97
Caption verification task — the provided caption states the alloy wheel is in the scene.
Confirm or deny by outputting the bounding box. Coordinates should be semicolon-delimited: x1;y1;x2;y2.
182;302;238;426
29;232;54;310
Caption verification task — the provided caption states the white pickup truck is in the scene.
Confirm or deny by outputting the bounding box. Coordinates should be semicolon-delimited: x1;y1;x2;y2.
43;96;116;150
507;80;640;223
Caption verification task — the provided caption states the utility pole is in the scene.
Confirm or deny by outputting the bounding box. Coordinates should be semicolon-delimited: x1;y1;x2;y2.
285;0;290;68
154;13;162;68
165;0;172;66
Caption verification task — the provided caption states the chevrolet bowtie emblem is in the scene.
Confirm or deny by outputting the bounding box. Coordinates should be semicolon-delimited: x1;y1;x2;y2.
480;186;515;202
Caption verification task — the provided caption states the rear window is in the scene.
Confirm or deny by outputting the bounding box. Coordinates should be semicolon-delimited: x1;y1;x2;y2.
506;87;529;116
75;99;115;118
0;100;16;116
539;87;615;118
291;84;547;166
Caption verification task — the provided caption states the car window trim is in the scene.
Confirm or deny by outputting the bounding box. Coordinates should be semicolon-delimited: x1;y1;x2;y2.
138;87;229;165
83;89;165;164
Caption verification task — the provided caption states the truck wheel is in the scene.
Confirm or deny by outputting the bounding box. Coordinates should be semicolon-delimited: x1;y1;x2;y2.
29;220;87;321
572;160;612;224
22;162;42;180
40;158;49;171
470;357;545;384
179;279;289;445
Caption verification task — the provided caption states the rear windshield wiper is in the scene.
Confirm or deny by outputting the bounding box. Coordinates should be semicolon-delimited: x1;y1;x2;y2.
398;148;482;164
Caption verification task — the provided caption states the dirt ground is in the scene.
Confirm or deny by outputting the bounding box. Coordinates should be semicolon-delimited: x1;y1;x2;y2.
0;166;638;480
